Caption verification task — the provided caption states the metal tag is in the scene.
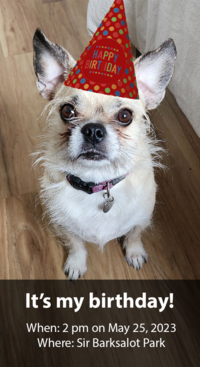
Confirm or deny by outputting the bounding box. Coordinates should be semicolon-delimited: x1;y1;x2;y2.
103;195;114;213
103;182;114;213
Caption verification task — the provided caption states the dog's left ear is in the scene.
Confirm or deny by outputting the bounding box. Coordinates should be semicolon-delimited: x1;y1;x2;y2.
134;39;177;110
33;28;76;100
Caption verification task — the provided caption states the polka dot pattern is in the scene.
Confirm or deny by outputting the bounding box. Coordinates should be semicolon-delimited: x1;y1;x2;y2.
105;87;111;93
115;22;121;28
64;0;139;100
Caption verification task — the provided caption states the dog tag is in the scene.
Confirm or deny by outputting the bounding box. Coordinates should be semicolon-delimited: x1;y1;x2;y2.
103;195;114;213
103;182;114;213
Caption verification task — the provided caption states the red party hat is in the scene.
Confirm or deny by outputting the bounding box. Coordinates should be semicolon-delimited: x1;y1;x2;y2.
64;0;139;100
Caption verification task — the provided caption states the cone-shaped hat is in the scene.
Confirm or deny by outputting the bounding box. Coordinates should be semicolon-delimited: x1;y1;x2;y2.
64;0;139;99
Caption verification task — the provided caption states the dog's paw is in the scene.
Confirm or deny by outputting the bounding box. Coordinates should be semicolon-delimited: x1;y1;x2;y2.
64;253;87;281
125;243;148;270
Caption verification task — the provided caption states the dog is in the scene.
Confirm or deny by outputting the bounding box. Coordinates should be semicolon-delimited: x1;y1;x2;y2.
33;28;176;280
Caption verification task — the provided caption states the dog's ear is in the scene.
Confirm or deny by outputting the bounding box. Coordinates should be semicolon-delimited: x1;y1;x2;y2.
33;28;76;100
134;39;177;110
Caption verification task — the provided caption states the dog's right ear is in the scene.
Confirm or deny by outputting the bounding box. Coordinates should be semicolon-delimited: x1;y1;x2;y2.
134;39;177;110
33;28;76;100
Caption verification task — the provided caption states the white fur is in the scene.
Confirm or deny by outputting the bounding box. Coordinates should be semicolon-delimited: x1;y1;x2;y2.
40;169;155;247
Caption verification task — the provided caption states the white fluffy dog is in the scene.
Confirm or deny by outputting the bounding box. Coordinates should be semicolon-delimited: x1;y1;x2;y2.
33;28;176;280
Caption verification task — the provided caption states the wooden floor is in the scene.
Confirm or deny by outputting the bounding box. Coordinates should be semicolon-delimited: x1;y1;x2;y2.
0;0;200;280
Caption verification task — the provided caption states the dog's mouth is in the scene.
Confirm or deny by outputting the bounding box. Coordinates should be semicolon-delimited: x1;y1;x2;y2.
78;149;106;161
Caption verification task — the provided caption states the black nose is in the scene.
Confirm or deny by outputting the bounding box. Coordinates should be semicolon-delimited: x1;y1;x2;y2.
81;123;106;145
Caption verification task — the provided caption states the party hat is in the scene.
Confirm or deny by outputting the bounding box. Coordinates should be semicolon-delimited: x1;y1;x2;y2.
64;0;139;99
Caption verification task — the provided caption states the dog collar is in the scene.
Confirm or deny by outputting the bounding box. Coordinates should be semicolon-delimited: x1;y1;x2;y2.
66;173;128;195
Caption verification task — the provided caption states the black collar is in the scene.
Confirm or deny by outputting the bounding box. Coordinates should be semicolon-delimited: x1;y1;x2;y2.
66;173;128;195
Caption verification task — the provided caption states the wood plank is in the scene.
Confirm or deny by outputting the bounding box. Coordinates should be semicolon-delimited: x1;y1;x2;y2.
0;44;12;198
0;0;50;56
42;0;90;61
164;89;200;161
0;192;66;279
0;5;8;57
0;0;89;58
42;0;63;4
0;52;46;200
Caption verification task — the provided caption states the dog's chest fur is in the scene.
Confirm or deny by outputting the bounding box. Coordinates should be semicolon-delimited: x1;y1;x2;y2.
42;169;156;247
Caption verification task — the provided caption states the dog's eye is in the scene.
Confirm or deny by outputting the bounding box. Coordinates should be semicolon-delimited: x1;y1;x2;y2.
60;104;76;121
117;109;132;125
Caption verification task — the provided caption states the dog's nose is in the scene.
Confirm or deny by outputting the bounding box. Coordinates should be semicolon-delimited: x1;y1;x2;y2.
81;123;106;145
